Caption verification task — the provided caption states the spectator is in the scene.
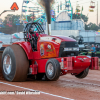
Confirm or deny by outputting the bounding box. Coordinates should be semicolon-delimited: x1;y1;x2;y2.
96;45;100;51
90;44;96;57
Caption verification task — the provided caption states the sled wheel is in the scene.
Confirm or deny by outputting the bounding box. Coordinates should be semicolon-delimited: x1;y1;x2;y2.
2;44;29;82
75;67;89;79
45;59;61;81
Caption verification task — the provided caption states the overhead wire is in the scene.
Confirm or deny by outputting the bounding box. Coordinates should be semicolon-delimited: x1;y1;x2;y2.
72;1;91;7
71;0;91;4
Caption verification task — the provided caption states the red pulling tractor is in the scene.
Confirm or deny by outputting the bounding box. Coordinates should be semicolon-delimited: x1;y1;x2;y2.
1;22;99;82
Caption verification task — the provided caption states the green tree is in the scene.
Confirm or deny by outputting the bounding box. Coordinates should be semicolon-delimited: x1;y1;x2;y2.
72;13;99;31
85;23;99;31
72;13;88;23
0;14;24;34
0;14;38;34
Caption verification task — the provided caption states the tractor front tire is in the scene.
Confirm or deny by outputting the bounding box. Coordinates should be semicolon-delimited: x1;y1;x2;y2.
2;44;29;82
75;67;89;79
45;59;61;81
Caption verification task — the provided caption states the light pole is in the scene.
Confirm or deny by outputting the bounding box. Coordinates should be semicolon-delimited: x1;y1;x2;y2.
97;1;98;26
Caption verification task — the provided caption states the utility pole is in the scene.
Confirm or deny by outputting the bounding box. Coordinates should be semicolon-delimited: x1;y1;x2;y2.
97;1;98;26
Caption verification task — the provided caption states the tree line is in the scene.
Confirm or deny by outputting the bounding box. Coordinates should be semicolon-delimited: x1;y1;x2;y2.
72;13;100;31
0;13;100;34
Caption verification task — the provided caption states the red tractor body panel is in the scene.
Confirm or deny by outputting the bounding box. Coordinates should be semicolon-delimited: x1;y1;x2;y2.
13;34;99;76
13;34;76;59
13;42;34;60
32;56;92;75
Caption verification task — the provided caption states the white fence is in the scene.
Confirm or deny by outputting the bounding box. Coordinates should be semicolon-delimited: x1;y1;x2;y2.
0;30;98;45
48;30;96;43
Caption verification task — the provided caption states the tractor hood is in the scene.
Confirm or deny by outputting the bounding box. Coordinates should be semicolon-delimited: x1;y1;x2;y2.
39;34;79;58
53;35;76;42
40;34;76;44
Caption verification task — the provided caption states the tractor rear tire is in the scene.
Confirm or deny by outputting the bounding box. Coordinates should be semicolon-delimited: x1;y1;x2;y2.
75;67;89;79
2;44;29;82
45;59;61;81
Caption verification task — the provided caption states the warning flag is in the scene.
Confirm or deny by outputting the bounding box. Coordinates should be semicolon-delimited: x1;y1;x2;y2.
11;2;19;10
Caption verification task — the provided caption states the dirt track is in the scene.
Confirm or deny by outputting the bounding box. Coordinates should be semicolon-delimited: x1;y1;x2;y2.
0;52;100;100
0;70;100;100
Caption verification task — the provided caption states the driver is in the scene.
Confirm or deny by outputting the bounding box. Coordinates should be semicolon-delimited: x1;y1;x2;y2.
29;27;39;38
28;26;39;50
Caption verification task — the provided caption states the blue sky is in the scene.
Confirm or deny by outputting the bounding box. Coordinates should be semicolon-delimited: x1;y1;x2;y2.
0;0;99;24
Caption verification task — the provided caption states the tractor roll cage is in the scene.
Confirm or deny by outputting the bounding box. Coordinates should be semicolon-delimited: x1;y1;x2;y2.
23;22;45;51
24;22;45;41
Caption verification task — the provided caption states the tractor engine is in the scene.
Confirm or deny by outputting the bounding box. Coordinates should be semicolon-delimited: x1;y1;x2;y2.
39;34;79;59
59;41;79;57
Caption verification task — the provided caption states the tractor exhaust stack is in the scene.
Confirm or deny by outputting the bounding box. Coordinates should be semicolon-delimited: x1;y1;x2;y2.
37;0;54;35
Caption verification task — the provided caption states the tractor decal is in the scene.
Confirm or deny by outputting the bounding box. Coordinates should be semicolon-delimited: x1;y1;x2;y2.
40;42;57;58
40;44;44;56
